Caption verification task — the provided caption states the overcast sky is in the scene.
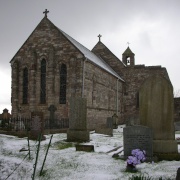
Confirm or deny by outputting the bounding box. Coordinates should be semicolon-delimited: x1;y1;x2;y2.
0;0;180;113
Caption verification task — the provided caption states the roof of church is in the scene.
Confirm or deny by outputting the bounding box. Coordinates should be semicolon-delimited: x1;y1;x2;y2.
59;29;124;81
122;46;135;55
10;16;124;81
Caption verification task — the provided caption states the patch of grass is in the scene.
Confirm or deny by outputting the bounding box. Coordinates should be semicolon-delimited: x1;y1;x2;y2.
129;174;152;180
57;142;74;150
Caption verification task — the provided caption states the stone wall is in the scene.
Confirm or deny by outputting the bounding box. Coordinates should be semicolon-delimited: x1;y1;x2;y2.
84;61;123;129
11;17;124;129
11;17;84;119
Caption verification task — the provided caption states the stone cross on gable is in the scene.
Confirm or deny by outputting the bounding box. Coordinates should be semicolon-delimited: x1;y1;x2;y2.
43;9;49;17
48;105;57;128
98;34;102;42
127;42;130;46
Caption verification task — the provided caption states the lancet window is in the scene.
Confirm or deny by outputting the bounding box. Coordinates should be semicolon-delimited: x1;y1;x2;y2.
59;64;67;104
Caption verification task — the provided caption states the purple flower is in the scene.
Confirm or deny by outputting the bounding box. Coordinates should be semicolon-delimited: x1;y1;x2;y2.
127;149;146;167
127;156;139;166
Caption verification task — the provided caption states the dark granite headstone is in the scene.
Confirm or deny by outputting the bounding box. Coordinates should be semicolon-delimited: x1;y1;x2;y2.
123;125;153;158
31;112;44;140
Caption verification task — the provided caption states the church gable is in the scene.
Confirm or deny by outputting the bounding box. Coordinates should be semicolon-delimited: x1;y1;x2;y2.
11;17;84;65
92;41;125;77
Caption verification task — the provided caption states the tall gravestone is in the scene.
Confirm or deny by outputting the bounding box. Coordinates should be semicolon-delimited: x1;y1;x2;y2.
67;97;89;142
30;112;45;140
139;75;178;153
123;125;153;159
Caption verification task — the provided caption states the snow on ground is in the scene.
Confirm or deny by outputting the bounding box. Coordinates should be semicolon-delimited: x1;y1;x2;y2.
0;126;180;180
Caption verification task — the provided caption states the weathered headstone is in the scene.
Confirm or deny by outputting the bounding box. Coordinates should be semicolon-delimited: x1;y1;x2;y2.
48;105;57;128
139;75;178;153
106;117;113;128
30;112;45;140
95;124;113;136
123;125;153;159
67;97;89;142
112;113;118;129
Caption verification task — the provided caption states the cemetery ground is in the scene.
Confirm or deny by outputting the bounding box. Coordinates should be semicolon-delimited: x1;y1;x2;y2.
0;126;180;180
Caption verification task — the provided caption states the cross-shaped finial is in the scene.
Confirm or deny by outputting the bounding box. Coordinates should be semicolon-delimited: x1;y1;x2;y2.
127;42;130;46
43;9;49;17
98;34;102;42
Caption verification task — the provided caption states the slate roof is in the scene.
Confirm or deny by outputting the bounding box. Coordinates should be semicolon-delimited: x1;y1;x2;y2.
122;46;134;55
59;29;124;82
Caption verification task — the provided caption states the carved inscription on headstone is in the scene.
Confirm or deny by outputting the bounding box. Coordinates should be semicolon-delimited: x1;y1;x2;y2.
31;112;44;139
69;97;87;130
123;125;153;158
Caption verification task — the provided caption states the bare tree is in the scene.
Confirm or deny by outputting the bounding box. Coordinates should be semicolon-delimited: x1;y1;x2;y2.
174;89;180;98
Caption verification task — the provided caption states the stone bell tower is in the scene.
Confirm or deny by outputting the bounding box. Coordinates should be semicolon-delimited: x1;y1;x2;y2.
122;46;135;66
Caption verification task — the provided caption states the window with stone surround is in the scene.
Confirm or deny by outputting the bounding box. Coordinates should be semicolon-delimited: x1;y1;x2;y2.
59;64;67;104
40;59;46;104
23;67;28;104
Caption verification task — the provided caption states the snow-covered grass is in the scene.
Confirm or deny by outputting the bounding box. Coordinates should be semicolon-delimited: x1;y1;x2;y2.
0;126;180;180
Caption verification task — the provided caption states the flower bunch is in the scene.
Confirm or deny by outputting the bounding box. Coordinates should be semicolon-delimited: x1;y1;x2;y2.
127;149;146;167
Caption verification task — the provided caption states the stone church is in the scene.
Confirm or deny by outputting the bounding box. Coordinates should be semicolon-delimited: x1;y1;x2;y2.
10;11;170;129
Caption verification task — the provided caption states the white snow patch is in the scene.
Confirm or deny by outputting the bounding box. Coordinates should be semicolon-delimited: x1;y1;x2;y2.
0;126;180;180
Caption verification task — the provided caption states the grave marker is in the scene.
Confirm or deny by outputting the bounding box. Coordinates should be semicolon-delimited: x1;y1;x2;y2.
123;125;153;158
67;97;89;142
31;112;45;140
139;75;178;153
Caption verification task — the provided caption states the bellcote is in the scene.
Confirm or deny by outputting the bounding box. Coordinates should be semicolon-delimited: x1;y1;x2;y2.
122;46;135;66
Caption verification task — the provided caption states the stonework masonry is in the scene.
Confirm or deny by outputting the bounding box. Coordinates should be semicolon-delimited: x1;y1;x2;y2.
10;14;177;130
10;16;124;130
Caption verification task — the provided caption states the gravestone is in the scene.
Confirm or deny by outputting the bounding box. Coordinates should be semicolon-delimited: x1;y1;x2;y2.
106;117;113;128
112;113;118;129
139;75;178;153
30;112;45;140
95;124;113;136
67;97;89;142
123;125;153;159
48;105;57;128
95;118;113;136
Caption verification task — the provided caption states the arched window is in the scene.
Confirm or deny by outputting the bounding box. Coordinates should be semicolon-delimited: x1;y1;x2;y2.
23;67;28;104
40;59;46;103
59;64;67;104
